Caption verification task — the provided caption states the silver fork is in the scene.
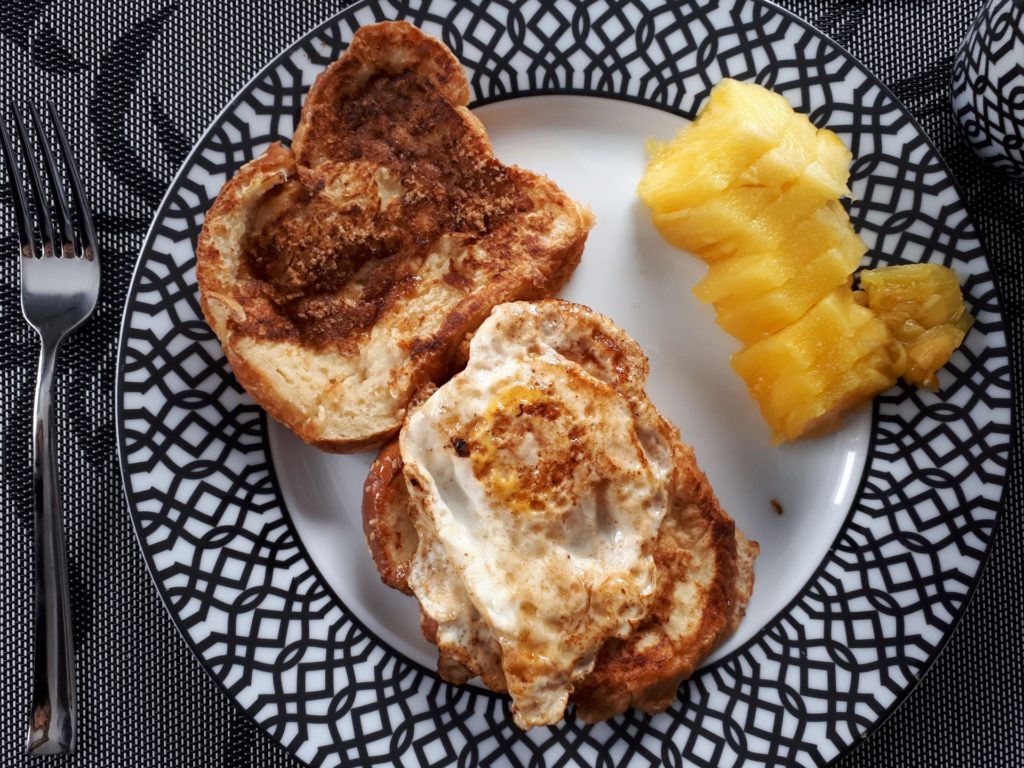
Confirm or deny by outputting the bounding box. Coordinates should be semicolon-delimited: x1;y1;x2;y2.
0;103;100;755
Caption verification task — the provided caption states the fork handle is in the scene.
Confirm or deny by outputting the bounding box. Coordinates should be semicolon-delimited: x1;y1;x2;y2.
26;337;76;755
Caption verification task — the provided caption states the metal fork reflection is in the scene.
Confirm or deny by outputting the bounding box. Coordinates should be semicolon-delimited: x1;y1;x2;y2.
1;102;101;755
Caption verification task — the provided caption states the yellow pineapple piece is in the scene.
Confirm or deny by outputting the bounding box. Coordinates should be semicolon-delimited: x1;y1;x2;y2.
902;326;968;388
650;186;779;258
731;289;891;380
737;183;855;261
720;249;864;342
739;119;851;193
693;251;795;304
814;130;854;189
637;78;972;443
694;235;850;306
744;347;898;444
738;110;820;188
713;236;865;343
805;346;903;436
784;159;850;210
731;290;900;442
712;267;846;345
653;179;853;264
860;264;972;334
638;78;797;212
860;263;973;388
645;138;670;161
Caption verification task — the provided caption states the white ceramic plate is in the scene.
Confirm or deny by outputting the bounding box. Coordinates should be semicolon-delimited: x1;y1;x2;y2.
272;94;873;673
117;2;1012;766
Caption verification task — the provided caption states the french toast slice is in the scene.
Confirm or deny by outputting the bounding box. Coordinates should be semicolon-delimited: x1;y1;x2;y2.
196;21;593;452
363;300;758;725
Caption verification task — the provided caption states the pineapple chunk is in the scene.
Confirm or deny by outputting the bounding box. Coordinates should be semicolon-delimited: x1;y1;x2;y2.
738;110;820;188
731;290;900;442
860;263;972;334
651;186;779;258
700;208;866;339
786;158;849;209
637;77;973;442
693;251;795;304
713;237;865;343
638;78;797;211
731;289;893;380
653;179;852;264
746;348;898;444
814;130;854;189
694;228;859;307
708;219;868;339
902;326;968;388
739;121;851;194
860;263;973;388
808;199;860;242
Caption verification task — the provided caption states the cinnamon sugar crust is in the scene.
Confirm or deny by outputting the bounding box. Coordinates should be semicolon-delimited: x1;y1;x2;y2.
195;22;592;451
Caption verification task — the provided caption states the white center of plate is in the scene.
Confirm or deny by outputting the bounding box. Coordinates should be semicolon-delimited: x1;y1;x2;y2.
270;95;870;676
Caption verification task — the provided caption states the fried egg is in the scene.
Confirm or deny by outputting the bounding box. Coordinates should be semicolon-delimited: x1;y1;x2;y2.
399;300;677;728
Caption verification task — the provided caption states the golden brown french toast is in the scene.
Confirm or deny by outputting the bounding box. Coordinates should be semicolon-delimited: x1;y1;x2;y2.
196;21;593;452
362;300;758;726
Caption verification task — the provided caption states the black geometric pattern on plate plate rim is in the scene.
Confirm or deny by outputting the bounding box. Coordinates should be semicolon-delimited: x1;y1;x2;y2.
115;0;1013;766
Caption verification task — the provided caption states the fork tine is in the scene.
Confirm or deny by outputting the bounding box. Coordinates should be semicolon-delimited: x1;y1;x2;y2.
12;106;57;258
29;104;75;257
46;103;98;262
0;117;36;258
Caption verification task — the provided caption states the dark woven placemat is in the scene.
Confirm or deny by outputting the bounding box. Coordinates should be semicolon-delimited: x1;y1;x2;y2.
0;0;1019;765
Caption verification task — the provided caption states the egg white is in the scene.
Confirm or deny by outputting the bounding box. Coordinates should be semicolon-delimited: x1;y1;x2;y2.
400;302;674;728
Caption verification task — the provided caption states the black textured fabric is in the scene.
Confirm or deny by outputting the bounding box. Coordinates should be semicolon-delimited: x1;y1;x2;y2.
0;1;1019;766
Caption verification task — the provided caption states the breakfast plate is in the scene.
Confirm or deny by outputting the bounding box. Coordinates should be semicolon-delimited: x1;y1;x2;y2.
116;0;1012;765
